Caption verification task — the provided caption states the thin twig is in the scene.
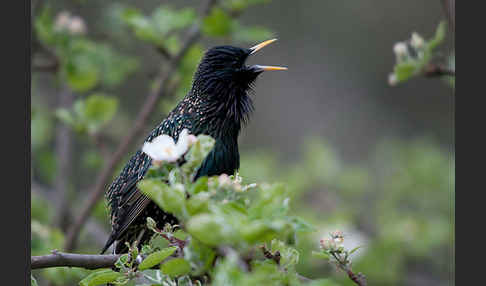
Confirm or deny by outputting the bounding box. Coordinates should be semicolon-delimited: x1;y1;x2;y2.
346;270;367;286
54;86;75;232
155;45;173;60
31;250;120;270
441;0;455;33
32;61;59;73
63;0;218;252
423;63;455;77
330;251;367;286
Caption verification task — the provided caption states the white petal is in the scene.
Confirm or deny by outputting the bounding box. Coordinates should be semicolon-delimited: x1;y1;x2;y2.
151;134;175;148
142;142;165;161
142;134;177;161
174;129;190;156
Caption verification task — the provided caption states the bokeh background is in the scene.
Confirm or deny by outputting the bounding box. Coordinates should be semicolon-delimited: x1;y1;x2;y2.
31;0;455;285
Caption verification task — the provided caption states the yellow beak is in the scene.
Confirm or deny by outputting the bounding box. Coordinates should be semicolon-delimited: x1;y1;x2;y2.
249;38;278;54
249;39;288;71
252;65;288;71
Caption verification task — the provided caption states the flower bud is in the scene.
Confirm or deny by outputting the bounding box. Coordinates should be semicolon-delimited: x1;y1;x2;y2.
331;230;344;244
146;217;157;231
393;42;408;57
218;174;232;186
411;32;424;49
68;16;87;35
320;238;337;251
388;74;398;86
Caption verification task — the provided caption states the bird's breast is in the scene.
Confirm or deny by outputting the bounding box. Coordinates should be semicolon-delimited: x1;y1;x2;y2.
195;137;240;179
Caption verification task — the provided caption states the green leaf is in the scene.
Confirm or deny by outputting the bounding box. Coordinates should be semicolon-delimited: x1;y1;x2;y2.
138;246;178;270
186;214;226;246
64;59;99;92
55;108;75;127
311;251;330;260
182;135;215;179
161;258;191;277
349;246;362;255
115;253;130;269
34;6;56;45
78;269;123;286
202;8;233;37
83;94;119;132
152;6;195;36
288;216;315;232
393;62;417;82
223;0;270;12
427;21;447;51
184;238;216;276
186;192;210;215
270;239;299;266
138;179;187;219
240;221;277;244
189;176;209;195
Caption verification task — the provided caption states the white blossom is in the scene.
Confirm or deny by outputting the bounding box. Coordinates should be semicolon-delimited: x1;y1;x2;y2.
388;74;398;86
68;16;87;35
218;174;232;186
393;42;408;57
54;11;87;35
410;32;424;49
142;129;196;163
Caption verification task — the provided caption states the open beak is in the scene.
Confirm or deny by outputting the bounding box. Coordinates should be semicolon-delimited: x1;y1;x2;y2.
249;39;288;72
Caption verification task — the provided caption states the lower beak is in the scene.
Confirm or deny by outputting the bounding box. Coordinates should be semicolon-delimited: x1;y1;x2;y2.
251;65;288;72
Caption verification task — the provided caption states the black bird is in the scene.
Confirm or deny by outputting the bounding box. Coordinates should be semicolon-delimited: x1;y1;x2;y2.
102;39;287;254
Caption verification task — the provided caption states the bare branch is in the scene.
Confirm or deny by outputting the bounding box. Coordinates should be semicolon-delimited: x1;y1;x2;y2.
423;63;455;77
346;270;367;286
63;0;218;252
441;0;455;33
31;251;120;270
54;86;75;232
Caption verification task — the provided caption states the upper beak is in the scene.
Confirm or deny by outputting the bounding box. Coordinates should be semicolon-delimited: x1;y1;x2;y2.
249;39;288;72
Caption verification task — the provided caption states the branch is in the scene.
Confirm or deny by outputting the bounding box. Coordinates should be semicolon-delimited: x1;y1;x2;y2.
345;269;367;286
54;86;75;232
423;63;455;77
31;251;120;270
63;0;218;252
441;0;455;33
329;252;367;286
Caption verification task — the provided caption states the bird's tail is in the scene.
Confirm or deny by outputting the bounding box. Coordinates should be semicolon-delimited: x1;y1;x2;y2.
100;234;116;254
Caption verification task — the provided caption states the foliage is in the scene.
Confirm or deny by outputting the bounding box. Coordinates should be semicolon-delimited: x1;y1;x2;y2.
55;93;119;134
78;133;321;285
35;7;139;92
388;21;452;86
31;0;453;285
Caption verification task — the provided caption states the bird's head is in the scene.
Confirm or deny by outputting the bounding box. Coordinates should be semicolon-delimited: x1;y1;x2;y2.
191;39;286;127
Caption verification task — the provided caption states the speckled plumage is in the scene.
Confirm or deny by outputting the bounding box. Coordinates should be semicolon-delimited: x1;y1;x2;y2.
102;45;270;254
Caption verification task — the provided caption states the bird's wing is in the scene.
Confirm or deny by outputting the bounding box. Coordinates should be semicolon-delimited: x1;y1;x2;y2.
102;111;189;254
102;151;153;253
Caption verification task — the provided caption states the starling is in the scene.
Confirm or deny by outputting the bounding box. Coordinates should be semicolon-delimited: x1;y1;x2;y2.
102;39;287;254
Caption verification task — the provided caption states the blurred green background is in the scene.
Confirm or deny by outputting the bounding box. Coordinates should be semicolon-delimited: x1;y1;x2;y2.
31;0;454;285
